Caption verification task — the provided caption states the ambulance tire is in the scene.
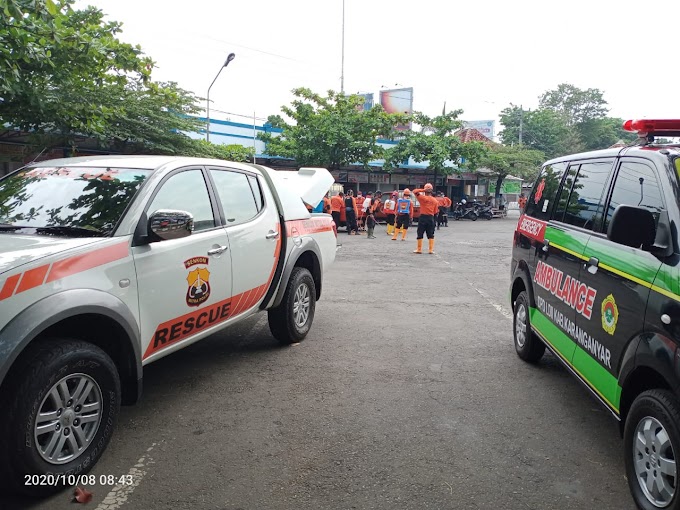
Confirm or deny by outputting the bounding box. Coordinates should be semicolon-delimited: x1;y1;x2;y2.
0;339;120;497
624;389;680;510
513;291;545;363
268;267;316;345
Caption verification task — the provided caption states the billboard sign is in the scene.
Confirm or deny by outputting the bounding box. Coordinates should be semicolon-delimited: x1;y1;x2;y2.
355;93;374;112
380;87;413;131
463;120;495;139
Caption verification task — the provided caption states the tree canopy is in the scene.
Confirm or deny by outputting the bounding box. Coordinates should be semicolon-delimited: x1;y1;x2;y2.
0;0;252;161
259;88;408;169
384;111;487;178
477;145;544;196
499;84;636;159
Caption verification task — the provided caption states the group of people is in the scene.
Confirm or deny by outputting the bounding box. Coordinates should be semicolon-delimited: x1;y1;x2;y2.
325;184;449;255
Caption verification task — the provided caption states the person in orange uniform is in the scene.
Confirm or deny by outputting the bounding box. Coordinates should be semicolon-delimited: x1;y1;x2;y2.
435;192;452;229
323;192;332;215
330;192;344;228
344;190;359;235
392;189;414;241
382;190;398;235
413;183;439;254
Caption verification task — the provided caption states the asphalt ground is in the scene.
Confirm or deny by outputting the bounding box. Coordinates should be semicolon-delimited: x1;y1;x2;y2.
5;211;636;510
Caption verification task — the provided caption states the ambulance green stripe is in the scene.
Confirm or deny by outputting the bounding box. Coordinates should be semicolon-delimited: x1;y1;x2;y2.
530;307;621;413
544;226;590;257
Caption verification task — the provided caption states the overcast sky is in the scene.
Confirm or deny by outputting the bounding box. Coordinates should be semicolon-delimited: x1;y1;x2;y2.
76;0;680;134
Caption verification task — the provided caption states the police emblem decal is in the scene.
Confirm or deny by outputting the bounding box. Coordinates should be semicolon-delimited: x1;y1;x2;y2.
184;257;211;307
601;294;619;335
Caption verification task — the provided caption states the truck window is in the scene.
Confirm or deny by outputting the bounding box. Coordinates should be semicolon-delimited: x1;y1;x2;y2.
148;169;216;232
525;162;568;220
561;161;614;231
210;170;259;225
247;175;264;211
604;160;665;231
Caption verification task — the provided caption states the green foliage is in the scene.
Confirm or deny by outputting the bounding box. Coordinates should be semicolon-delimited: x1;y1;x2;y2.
265;114;285;128
385;111;488;175
259;88;408;169
477;145;544;195
500;84;637;159
538;83;608;126
0;1;246;160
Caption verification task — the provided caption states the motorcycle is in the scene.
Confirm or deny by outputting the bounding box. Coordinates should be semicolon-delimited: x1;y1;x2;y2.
473;202;494;220
452;201;478;221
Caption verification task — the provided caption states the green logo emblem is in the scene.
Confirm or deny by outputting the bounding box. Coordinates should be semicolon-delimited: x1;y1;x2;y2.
601;294;619;335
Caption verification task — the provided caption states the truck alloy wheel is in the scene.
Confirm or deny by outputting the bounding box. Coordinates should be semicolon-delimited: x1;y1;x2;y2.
268;267;316;345
0;339;120;495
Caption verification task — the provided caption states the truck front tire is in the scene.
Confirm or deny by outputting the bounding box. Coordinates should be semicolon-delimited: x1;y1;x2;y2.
0;339;120;496
268;267;316;345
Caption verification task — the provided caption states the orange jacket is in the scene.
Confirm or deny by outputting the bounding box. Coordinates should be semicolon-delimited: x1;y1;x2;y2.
330;195;343;213
370;197;382;214
436;196;452;209
413;189;439;216
323;196;332;213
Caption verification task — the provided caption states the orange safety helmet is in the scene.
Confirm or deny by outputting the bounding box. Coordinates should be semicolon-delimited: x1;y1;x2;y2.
424;183;433;191
403;188;411;196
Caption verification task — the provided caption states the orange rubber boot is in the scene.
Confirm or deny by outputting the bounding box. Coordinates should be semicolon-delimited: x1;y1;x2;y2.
428;238;435;254
413;239;423;253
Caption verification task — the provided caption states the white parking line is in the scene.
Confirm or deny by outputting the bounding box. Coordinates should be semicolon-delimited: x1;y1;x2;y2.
94;443;158;510
468;283;513;321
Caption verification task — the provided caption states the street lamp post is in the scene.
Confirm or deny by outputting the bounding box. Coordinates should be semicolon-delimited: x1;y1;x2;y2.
206;53;236;142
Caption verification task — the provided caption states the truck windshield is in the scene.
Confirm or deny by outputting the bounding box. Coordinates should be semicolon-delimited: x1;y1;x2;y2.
0;166;151;236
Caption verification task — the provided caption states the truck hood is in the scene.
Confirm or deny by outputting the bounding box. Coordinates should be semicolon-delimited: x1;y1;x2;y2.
0;235;102;275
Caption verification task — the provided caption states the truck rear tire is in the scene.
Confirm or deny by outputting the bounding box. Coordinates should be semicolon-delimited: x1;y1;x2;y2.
268;267;316;345
0;339;120;496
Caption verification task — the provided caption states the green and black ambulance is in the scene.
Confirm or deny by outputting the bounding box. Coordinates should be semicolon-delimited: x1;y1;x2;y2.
510;120;680;510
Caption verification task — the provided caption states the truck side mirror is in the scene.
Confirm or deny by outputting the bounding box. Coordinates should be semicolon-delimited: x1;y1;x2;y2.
148;209;194;241
607;204;656;249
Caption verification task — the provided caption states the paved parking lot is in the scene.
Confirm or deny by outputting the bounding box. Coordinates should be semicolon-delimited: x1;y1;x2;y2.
7;212;635;510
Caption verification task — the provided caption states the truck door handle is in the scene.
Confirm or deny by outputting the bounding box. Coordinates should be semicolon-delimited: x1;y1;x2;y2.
207;245;228;256
584;256;599;274
266;230;279;240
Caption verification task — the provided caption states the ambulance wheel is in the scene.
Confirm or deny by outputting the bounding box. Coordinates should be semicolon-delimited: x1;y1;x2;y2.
513;291;544;363
624;390;680;510
268;267;316;345
0;339;120;496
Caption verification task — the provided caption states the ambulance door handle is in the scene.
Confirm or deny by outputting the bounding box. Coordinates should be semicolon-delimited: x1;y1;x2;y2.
585;257;599;275
542;239;550;252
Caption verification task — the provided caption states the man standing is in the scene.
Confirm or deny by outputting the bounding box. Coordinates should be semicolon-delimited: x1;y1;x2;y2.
413;183;439;254
392;189;413;241
518;193;527;215
382;190;398;235
331;191;344;227
344;190;359;235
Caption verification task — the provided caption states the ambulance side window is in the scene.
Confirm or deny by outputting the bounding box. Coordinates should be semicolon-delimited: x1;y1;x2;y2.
561;160;614;231
525;162;567;220
604;160;664;231
552;164;579;222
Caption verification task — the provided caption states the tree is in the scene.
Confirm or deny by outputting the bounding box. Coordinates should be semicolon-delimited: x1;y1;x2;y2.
538;83;608;126
477;145;544;196
384;111;488;182
258;88;408;169
0;1;251;160
499;105;577;158
576;117;636;151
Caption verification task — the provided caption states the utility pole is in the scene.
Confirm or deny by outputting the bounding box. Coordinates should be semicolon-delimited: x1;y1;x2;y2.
519;105;523;146
340;0;345;93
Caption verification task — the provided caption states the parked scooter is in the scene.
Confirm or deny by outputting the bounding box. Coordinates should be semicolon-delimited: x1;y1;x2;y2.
473;202;494;220
452;200;478;221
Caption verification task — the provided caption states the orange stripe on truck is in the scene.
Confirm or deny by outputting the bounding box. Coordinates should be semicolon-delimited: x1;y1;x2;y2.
0;241;129;301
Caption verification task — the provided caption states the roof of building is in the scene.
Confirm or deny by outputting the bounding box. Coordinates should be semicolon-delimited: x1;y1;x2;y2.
454;128;496;145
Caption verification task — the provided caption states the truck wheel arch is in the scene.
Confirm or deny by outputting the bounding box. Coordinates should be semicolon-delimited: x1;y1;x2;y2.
267;238;323;310
0;289;142;406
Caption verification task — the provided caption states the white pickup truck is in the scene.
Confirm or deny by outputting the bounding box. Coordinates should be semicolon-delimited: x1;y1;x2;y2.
0;156;337;494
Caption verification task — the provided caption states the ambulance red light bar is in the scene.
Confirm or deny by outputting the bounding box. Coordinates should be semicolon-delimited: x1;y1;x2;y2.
623;119;680;135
